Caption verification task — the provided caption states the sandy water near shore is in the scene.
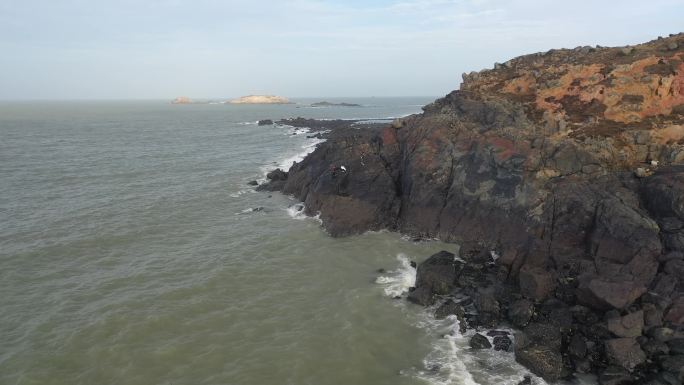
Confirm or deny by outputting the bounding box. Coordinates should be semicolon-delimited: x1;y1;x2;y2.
0;99;585;385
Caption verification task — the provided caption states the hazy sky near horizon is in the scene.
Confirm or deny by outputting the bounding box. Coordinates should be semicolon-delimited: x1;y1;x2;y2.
1;0;682;99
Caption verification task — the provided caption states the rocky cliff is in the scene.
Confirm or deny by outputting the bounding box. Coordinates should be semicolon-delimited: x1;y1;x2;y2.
263;34;684;383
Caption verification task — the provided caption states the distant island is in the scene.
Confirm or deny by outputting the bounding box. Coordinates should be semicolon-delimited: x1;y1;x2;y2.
228;95;291;104
311;101;361;107
171;96;193;104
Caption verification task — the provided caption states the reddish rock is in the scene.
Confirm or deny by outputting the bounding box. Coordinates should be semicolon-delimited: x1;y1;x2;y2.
606;310;644;338
605;338;647;371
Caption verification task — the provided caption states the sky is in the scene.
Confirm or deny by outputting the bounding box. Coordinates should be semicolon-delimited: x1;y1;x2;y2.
0;0;682;99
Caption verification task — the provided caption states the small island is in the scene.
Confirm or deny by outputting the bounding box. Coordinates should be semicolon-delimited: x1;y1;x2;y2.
311;101;362;107
171;96;193;104
228;95;291;104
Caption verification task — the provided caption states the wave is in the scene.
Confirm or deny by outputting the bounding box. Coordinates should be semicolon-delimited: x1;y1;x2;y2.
376;255;553;385
285;203;322;223
229;188;257;198
259;136;326;179
375;253;416;297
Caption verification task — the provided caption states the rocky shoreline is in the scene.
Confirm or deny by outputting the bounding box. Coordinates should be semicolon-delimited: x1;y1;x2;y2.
260;34;684;384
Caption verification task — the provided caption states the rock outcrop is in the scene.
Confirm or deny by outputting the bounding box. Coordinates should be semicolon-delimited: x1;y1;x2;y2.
171;96;192;104
261;33;684;382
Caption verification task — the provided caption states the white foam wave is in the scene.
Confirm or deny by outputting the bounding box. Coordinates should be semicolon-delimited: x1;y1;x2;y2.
229;189;257;198
286;203;307;220
237;121;259;126
259;137;326;182
375;254;416;297
377;257;550;385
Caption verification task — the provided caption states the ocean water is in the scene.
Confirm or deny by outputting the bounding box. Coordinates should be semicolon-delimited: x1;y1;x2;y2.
1;98;552;385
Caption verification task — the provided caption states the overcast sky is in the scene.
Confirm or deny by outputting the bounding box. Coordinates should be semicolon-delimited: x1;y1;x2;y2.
0;0;682;99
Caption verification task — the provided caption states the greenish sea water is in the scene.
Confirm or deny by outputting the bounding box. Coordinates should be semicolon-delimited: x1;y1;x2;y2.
0;99;563;385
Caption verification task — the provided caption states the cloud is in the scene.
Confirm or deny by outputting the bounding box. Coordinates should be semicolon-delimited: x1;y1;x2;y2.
0;0;682;98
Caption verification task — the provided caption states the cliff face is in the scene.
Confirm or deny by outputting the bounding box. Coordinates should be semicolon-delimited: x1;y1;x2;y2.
266;34;684;381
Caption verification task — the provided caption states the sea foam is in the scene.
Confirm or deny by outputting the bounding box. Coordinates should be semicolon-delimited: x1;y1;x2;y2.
377;256;552;385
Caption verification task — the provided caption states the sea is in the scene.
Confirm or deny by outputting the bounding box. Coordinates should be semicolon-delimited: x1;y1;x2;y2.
0;98;580;385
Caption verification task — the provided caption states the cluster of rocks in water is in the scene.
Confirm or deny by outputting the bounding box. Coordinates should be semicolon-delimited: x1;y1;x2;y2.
405;246;684;384
258;34;684;383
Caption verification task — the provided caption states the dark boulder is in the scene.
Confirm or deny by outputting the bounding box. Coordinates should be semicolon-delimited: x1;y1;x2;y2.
665;295;684;325
266;168;288;181
469;333;492;349
247;180;259;186
515;345;564;381
493;335;512;351
641;339;670;357
568;334;588;358
407;286;434;306
576;276;647;310
523;323;562;351
257;119;274;126
474;288;501;327
434;299;467;333
415;251;458;295
659;355;684;382
519;266;556;301
667;338;684;355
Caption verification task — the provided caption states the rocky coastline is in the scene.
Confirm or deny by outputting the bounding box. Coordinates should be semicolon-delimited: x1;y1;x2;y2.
260;34;684;384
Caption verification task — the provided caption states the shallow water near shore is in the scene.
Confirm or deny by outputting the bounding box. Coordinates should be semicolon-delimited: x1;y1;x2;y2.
1;98;583;385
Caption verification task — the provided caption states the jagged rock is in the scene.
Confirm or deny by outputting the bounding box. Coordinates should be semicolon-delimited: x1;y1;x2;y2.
664;259;684;278
474;288;501;327
415;251;457;295
523;323;562;351
659;355;684;381
605;338;647;371
508;299;535;327
519;266;556;301
257;119;274;126
607;310;644;338
469;333;492;349
667;338;684;355
434;299;465;320
407;286;434;306
515;345;564;381
493;335;512;351
665;296;684;325
643;303;664;329
577;277;647;310
568;334;588;358
266;168;288;181
247;180;258;186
